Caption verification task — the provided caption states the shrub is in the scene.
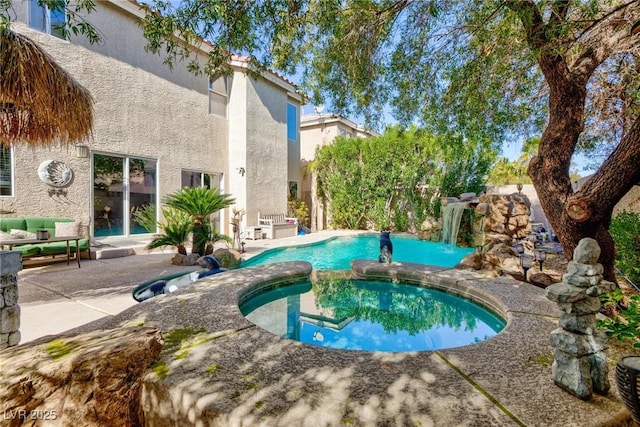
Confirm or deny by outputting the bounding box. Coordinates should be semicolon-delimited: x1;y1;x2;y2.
314;126;494;231
598;289;640;349
610;211;640;285
287;198;309;227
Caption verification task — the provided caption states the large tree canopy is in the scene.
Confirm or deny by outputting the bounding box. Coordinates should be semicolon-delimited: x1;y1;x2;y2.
139;0;640;281
5;1;637;281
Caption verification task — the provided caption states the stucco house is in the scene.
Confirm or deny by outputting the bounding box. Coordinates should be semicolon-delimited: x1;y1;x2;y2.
3;0;301;240
299;113;378;230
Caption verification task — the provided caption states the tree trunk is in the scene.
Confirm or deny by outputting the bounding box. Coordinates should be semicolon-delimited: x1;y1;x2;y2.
532;89;640;283
530;56;609;281
507;0;640;284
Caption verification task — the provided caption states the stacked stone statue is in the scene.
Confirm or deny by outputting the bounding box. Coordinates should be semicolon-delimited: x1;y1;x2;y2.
0;251;22;349
545;238;616;400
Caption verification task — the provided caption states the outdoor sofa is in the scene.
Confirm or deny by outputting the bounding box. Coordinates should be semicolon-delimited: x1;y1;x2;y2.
0;216;91;261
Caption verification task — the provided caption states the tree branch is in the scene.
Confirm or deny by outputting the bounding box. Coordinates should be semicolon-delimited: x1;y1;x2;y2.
549;0;570;28
504;0;547;50
566;115;640;223
569;1;640;85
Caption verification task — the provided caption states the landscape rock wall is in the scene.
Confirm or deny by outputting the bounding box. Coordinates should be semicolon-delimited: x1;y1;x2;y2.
0;251;22;350
473;193;532;247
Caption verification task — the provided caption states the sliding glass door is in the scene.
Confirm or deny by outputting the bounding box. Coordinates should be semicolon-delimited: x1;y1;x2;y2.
93;154;157;237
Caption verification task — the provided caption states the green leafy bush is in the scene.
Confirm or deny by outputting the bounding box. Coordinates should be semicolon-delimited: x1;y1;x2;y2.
314;126;495;231
598;289;640;349
610;211;640;285
287;198;309;227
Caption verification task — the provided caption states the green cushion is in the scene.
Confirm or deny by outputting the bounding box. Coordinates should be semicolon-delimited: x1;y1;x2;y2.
0;218;27;233
8;244;41;257
39;238;89;256
25;217;74;235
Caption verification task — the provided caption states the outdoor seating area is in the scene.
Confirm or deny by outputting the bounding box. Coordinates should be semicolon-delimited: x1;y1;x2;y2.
0;217;90;266
258;212;298;239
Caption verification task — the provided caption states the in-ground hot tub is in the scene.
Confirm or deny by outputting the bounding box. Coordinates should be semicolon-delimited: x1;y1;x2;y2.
240;275;506;352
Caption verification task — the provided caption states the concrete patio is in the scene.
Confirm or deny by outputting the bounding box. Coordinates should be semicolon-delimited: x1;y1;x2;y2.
7;231;639;426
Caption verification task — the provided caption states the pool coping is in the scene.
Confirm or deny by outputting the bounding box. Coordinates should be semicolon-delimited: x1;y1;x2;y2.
66;260;633;426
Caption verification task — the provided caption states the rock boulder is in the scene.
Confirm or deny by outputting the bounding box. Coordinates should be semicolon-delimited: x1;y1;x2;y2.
213;248;242;269
0;327;163;426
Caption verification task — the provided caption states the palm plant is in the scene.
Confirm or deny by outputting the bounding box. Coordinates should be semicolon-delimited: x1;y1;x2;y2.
162;187;235;255
146;207;192;255
132;203;157;233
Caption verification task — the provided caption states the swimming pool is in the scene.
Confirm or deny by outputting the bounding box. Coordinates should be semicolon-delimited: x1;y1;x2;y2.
241;234;474;270
240;278;505;352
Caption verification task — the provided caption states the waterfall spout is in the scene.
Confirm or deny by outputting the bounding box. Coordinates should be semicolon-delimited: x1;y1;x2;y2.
441;203;467;245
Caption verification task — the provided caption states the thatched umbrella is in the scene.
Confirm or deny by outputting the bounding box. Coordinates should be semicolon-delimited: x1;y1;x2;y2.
0;26;93;147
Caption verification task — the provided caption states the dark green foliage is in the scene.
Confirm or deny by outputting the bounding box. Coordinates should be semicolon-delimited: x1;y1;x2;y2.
315;126;494;231
610;211;640;285
146;207;192;255
598;290;640;349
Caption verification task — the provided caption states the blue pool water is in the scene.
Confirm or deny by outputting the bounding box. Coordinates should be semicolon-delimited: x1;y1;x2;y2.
240;279;505;352
242;234;474;269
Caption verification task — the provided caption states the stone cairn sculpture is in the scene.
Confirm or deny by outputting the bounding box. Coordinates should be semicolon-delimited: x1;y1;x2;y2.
545;238;616;400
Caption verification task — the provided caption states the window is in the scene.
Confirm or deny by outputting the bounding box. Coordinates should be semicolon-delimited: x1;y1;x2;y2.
0;146;12;196
93;154;157;237
209;75;228;117
338;126;353;138
287;103;298;142
29;0;66;39
289;181;298;199
181;170;223;232
181;170;220;189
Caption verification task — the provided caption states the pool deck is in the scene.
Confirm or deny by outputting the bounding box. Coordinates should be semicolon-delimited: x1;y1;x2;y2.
9;231;639;426
54;260;639;425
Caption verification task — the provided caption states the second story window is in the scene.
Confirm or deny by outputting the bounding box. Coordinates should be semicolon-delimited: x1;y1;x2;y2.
209;75;228;118
338;126;353;138
287;102;298;142
29;0;66;39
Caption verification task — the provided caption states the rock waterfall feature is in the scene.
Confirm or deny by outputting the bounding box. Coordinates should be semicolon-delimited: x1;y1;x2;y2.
441;202;467;245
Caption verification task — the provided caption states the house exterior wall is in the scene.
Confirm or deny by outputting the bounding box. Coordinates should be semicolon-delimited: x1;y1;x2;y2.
7;1;300;238
244;78;289;226
227;72;248;223
300;121;344;162
8;16;226;233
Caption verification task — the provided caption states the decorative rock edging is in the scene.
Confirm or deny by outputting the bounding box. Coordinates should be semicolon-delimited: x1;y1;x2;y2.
16;261;635;426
